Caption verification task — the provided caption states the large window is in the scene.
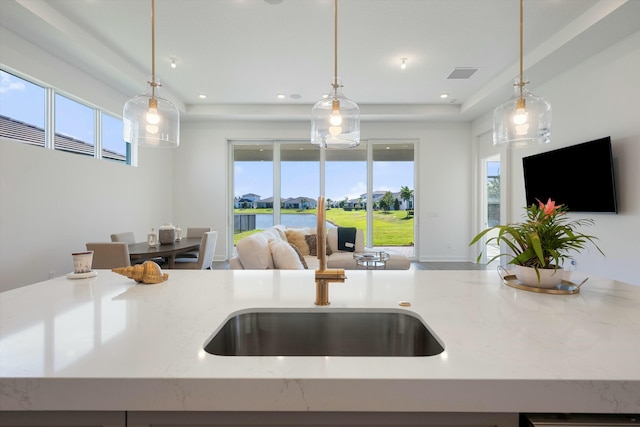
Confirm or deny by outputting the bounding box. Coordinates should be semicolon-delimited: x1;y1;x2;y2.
54;93;95;155
233;143;274;233
101;112;129;162
0;69;130;164
281;142;320;227
486;159;500;227
0;70;45;146
372;141;415;256
325;144;367;208
231;140;417;258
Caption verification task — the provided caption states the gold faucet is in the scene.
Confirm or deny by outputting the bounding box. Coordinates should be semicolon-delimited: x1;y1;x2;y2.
315;196;346;305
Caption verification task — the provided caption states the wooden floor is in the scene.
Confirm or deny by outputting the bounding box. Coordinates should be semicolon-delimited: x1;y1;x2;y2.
212;261;491;271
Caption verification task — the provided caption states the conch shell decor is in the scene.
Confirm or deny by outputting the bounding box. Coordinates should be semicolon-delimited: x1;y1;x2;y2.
112;261;169;284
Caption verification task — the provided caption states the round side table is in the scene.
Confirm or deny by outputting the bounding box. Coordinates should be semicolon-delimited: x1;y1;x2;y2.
353;251;390;269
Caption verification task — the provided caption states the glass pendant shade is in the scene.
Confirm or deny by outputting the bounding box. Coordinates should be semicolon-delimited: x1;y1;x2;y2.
123;80;180;147
311;86;360;149
310;0;360;149
493;77;551;148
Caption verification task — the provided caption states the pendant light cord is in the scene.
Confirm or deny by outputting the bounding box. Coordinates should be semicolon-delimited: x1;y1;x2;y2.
332;0;339;93
518;0;525;101
150;0;157;99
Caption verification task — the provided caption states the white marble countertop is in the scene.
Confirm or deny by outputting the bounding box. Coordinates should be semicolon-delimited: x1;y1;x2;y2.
1;269;639;413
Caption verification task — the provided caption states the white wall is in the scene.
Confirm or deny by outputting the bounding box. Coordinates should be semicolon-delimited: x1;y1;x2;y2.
174;120;472;263
0;140;174;291
471;31;640;286
0;28;174;291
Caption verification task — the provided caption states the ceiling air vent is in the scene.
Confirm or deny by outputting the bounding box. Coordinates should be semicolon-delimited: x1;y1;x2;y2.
447;68;478;79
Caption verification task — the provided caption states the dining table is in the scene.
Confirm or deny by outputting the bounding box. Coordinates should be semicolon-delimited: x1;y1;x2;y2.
128;237;201;269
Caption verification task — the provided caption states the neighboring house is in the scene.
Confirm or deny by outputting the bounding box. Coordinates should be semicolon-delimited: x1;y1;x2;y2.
357;191;398;210
238;191;411;211
234;193;261;208
367;191;387;208
282;197;317;210
343;198;362;210
256;197;274;209
394;191;414;210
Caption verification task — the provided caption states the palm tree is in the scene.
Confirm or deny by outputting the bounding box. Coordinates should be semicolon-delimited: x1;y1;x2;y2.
400;186;414;217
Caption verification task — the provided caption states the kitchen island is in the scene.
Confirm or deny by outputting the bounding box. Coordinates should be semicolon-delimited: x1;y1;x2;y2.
1;269;639;426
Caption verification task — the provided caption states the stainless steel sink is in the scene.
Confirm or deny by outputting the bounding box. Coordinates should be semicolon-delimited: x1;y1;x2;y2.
204;309;444;357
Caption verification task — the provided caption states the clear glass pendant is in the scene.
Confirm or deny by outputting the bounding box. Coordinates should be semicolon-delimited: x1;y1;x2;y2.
311;82;360;149
493;77;551;148
123;78;180;148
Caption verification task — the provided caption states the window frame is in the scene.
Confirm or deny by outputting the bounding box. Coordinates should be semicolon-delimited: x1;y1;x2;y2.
229;139;417;259
0;68;133;165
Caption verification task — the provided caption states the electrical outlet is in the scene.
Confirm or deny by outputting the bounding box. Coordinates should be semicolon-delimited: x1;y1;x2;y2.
49;270;56;279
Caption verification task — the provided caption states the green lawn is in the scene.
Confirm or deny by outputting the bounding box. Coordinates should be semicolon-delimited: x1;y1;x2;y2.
233;208;414;246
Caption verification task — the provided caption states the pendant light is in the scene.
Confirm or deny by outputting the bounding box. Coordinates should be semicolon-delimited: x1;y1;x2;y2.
123;0;180;147
311;0;360;149
493;0;551;148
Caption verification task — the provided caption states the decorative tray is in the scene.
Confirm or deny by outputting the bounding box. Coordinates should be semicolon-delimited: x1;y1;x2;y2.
501;274;586;295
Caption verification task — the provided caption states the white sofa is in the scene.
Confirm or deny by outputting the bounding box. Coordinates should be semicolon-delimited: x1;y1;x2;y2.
229;225;410;270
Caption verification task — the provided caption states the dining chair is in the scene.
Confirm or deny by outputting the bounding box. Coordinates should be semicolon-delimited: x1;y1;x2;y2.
174;231;217;270
111;231;164;265
178;227;212;259
86;242;131;269
110;231;136;244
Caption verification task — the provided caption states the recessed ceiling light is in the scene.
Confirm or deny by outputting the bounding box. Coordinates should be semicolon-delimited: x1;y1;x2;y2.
198;94;207;99
400;58;408;70
440;93;449;99
290;93;301;99
277;93;286;99
170;57;177;69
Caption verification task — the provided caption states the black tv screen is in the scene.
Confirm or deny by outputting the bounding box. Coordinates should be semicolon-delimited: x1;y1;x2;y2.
522;137;618;213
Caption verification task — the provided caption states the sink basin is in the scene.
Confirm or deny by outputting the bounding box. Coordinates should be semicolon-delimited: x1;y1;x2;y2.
204;309;444;357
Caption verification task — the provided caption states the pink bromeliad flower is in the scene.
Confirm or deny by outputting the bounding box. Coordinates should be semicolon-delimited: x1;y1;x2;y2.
538;198;561;216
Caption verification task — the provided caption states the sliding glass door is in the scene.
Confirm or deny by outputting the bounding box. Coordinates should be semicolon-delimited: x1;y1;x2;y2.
281;142;320;228
231;140;416;258
372;141;415;257
325;144;368;244
233;142;274;237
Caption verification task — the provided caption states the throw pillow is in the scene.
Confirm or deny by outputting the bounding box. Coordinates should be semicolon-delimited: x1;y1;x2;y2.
285;230;310;255
289;243;308;269
305;234;333;257
236;232;274;269
268;239;305;270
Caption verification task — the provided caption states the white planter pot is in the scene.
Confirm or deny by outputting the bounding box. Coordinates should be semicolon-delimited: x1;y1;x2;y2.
514;265;563;288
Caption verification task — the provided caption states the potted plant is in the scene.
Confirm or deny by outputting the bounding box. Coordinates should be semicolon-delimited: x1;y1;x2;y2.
469;198;604;288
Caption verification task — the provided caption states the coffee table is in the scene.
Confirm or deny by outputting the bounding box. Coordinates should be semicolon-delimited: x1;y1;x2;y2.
353;251;390;269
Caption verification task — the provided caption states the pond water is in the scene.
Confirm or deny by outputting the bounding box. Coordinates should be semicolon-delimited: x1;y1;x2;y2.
256;213;335;229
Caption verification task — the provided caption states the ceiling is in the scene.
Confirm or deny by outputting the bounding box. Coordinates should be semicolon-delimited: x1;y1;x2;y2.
1;0;639;122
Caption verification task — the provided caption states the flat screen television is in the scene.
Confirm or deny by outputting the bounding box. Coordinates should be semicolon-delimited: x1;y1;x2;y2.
522;136;618;213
